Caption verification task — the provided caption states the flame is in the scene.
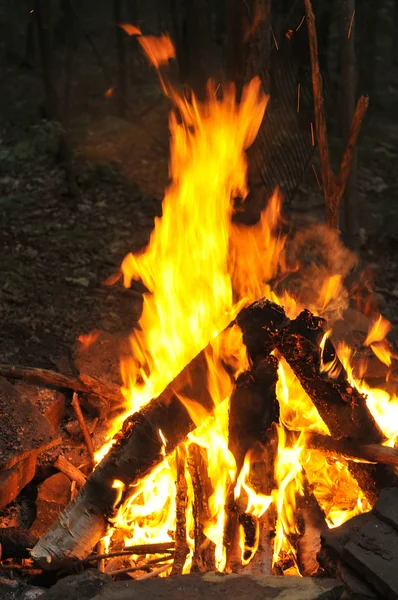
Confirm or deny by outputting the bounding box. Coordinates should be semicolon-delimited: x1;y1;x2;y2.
364;314;392;346
87;29;398;576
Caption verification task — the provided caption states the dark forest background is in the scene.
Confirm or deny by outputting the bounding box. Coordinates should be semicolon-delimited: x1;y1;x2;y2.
0;0;397;369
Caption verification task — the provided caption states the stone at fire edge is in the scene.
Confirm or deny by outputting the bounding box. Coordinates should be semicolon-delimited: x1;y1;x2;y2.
0;377;61;510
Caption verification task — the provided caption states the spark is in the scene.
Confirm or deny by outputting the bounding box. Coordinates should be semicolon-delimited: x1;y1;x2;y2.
310;122;315;146
296;15;305;32
270;27;279;50
348;10;355;38
312;164;321;189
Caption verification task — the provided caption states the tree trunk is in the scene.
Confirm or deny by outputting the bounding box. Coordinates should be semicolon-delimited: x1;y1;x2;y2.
113;0;128;118
340;0;359;247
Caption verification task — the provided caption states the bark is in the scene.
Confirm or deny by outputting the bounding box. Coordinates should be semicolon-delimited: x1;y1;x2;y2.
30;347;217;568
113;0;128;118
339;0;359;247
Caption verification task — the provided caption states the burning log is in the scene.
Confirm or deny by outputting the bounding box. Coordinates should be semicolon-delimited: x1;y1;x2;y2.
296;477;327;576
187;443;216;572
276;309;398;503
225;355;279;573
171;446;189;576
304;431;398;469
30;347;219;568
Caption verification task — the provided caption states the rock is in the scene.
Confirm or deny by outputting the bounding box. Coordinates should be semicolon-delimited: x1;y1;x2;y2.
0;454;37;511
0;527;38;559
39;570;111;600
337;562;379;600
15;383;66;430
0;377;60;472
90;573;340;600
319;513;372;567
343;515;398;600
373;487;398;530
0;578;44;600
30;473;71;538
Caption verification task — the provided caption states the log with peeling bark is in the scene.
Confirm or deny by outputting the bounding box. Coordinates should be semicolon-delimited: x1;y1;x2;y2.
31;348;218;568
225;355;279;573
296;477;327;576
276;309;398;503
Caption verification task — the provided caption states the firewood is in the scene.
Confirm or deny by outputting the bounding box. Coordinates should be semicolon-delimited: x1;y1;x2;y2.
304;432;398;469
71;392;95;463
225;356;279;573
296;477;327;576
54;455;87;488
30;347;218;569
187;443;216;572
0;364;97;395
171;446;189;576
276;309;398;503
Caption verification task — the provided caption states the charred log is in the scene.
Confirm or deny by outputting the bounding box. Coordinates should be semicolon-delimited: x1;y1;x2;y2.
225;356;279;573
276;309;398;503
31;348;218;568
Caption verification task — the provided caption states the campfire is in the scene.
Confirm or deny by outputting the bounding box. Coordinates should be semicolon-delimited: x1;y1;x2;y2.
1;26;398;600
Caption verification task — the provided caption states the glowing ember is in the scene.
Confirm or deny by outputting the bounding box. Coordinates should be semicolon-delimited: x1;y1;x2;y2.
86;29;398;576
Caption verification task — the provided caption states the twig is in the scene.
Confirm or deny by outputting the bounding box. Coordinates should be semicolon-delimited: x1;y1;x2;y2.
65;543;175;567
97;540;105;573
135;562;172;580
55;455;87;488
71;393;95;463
304;0;368;230
108;555;173;577
0;363;91;393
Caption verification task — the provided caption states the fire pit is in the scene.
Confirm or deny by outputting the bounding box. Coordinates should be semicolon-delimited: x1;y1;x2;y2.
1;21;398;600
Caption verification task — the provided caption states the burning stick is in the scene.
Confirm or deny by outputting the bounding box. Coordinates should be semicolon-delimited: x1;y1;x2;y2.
187;443;216;572
71;393;95;464
296;476;327;576
30;347;217;568
171;446;189;575
0;363;101;395
304;432;398;468
304;0;369;230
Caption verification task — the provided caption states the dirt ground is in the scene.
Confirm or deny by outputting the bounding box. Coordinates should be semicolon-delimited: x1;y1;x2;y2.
0;8;397;373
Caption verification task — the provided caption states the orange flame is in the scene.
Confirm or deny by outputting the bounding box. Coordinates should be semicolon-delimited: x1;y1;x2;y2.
89;29;398;576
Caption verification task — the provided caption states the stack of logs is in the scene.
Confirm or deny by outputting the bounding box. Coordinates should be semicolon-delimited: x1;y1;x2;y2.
21;298;397;583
